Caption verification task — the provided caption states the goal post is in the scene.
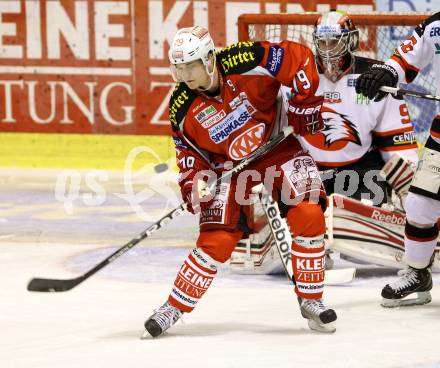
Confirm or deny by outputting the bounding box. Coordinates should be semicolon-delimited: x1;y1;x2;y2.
237;12;436;144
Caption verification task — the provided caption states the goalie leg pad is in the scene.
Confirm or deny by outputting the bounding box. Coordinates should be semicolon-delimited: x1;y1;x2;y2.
404;220;439;269
168;248;220;313
287;203;326;299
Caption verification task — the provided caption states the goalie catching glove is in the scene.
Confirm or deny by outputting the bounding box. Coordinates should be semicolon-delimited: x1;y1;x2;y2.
287;95;324;135
355;64;398;102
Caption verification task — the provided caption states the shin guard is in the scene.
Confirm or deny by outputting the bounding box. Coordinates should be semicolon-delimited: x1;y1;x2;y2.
291;235;326;299
168;248;220;313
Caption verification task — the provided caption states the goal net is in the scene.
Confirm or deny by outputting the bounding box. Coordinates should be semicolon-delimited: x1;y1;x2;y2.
238;12;437;144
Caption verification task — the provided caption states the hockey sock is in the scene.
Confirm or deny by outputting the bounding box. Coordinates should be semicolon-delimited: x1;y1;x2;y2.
404;221;439;269
291;235;326;299
168;248;220;312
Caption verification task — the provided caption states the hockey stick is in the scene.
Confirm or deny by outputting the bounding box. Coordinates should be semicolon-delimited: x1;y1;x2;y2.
380;86;440;102
27;126;294;292
259;189;355;285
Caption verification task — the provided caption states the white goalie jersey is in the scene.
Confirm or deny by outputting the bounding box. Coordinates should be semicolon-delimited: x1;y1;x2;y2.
292;56;418;167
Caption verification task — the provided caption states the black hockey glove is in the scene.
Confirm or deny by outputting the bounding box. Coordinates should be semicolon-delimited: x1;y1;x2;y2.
355;64;398;102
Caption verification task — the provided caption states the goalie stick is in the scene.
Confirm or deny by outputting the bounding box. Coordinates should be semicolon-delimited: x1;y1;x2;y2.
259;188;356;285
27;126;294;292
380;86;440;102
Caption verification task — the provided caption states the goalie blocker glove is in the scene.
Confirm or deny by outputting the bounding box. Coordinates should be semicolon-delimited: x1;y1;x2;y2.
287;95;324;135
355;64;398;101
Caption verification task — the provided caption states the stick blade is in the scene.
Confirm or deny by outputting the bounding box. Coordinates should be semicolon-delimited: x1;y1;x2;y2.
27;277;81;292
324;267;356;285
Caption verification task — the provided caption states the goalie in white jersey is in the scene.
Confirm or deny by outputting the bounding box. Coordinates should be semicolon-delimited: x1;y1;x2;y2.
299;11;418;204
356;12;440;307
230;11;419;276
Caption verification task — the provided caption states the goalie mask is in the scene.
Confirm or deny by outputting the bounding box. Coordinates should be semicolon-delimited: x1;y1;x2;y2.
313;11;359;82
169;26;216;90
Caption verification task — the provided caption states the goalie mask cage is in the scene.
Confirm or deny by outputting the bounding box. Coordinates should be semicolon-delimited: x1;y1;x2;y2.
238;12;437;144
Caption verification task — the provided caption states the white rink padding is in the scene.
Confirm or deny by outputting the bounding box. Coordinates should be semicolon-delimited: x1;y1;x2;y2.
2;242;440;368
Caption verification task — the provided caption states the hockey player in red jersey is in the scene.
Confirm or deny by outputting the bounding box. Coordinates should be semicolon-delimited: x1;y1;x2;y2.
356;12;440;307
143;26;337;337
230;11;419;277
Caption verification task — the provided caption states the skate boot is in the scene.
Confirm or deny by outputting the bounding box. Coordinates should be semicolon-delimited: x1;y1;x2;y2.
300;297;337;333
142;301;183;338
381;267;432;307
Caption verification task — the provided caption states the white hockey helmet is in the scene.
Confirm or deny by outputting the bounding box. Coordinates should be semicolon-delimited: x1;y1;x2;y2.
169;26;216;84
313;11;359;81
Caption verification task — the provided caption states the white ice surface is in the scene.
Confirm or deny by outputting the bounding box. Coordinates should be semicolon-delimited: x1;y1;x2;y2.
2;242;440;368
1;167;440;368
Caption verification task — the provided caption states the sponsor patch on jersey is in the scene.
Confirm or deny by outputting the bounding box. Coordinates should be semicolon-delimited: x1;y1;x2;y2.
347;78;357;87
265;46;284;76
200;183;230;225
192;101;206;113
229;92;257;114
430;27;440;37
208;104;254;143
173;136;188;149
228;123;265;160
169;88;190;126
393;131;416;145
201;110;226;128
435;43;440;54
195;106;217;123
356;93;370;105
324;92;342;104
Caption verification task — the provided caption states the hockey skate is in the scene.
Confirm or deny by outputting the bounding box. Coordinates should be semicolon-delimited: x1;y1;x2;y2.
142;301;183;338
299;298;337;333
381;267;432;307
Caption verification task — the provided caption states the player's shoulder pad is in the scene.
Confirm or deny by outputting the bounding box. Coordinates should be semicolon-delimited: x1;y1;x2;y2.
353;56;382;74
415;12;440;38
169;82;197;131
216;41;265;75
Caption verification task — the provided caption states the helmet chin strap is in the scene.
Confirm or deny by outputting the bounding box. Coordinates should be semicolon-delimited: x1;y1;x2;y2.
196;57;217;92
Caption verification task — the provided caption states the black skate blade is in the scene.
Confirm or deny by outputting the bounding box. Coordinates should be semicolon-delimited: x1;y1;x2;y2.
381;291;432;308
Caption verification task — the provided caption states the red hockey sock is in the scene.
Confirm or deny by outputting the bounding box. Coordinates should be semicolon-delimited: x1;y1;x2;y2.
291;236;325;299
168;248;220;312
287;203;326;299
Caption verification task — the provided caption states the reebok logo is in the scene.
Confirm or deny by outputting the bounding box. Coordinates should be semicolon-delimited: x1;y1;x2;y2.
371;209;405;225
261;196;291;266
